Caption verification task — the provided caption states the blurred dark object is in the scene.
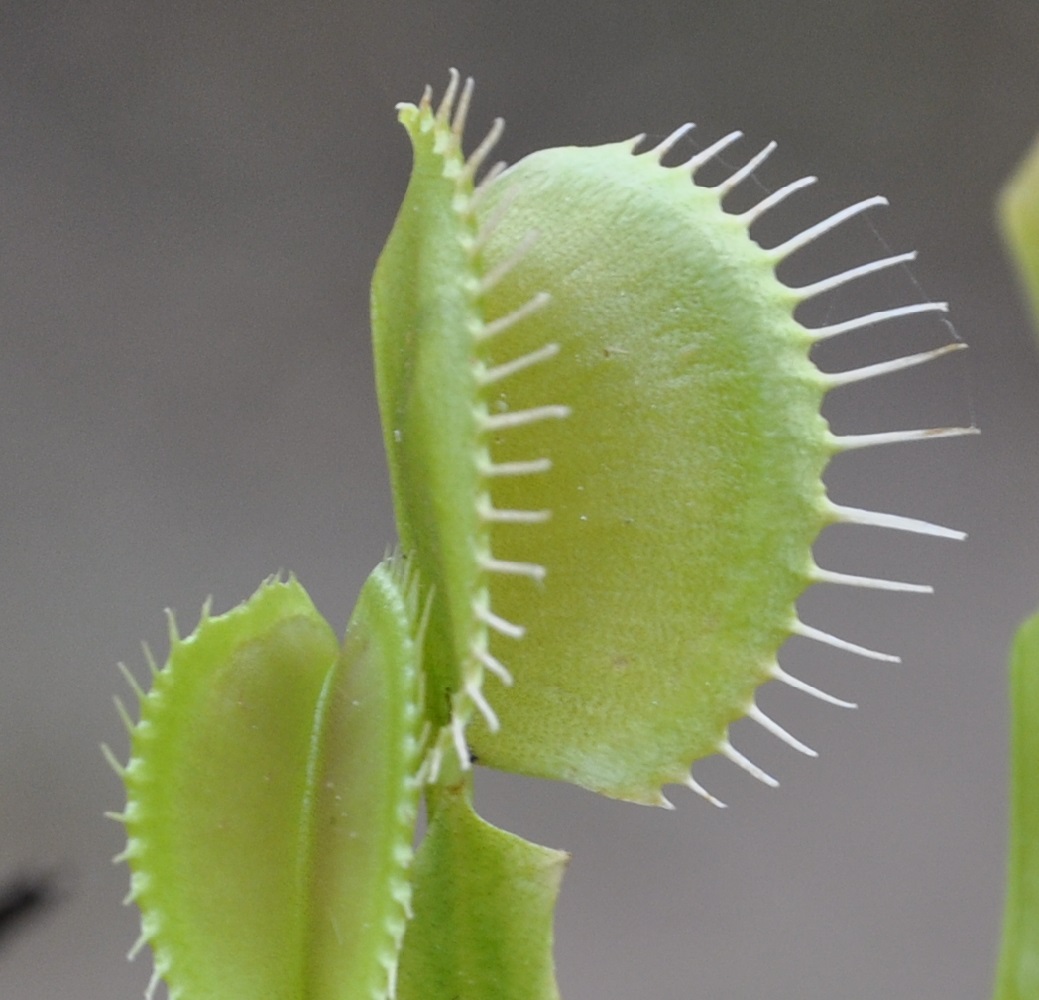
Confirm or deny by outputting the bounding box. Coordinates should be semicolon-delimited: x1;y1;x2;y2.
0;874;59;950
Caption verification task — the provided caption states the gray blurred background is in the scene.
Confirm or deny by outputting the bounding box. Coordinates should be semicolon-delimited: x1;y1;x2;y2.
0;1;1035;997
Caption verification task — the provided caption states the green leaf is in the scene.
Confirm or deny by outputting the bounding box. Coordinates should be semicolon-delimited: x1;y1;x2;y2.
1000;135;1039;339
373;71;967;806
111;565;423;1000
397;781;568;1000
994;610;1039;1000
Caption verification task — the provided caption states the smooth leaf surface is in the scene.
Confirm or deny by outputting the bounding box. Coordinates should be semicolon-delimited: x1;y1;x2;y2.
115;566;422;1000
397;781;567;1000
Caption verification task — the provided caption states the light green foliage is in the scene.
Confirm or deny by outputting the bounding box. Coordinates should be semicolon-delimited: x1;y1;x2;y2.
1000;136;1039;340
464;138;831;803
995;612;1039;1000
398;782;567;1000
111;71;967;999
110;567;423;1000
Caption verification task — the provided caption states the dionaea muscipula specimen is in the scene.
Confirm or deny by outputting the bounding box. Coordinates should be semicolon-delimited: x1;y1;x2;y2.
107;71;971;999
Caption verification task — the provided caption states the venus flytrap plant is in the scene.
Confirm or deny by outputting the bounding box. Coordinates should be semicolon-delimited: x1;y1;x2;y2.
108;70;972;999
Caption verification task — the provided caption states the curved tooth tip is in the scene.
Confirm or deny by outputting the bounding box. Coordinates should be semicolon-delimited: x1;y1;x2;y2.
113;696;135;736
793;619;900;663
464;117;505;181
480;555;546;582
811;566;933;594
740;175;817;225
476;647;514;686
831;426;979;451
769;195;888;261
830;503;966;540
127;932;149;962
436;68;461;122
101;744;127;778
164;608;180;644
425;744;444;785
452;75;475;136
466;680;500;732
718;738;779;788
747;704;818;757
770;663;857;709
449;717;472;771
715;140;777;195
647;123;696;160
809;301;950;341
824;341;968;388
117;662;144;700
477;604;527;639
685;773;727;808
793;250;917;300
684;130;743;173
145;968;163;1000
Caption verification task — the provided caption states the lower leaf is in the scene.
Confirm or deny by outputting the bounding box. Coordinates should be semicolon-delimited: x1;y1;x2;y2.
397;781;568;1000
995;609;1039;1000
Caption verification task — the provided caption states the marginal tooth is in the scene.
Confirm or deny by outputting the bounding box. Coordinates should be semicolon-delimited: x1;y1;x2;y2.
718;738;779;788
117;662;145;701
831;426;979;450
480;556;546;581
683;130;743;173
478;503;551;525
792;619;899;662
481;457;552;477
794;251;917;300
647;123;696;161
145;967;162;1000
435;69;461;124
478;229;539;295
811;566;933;594
470;183;520;254
105;809;129;824
451;75;475;136
481;404;570;432
476;342;560;386
470;161;507;207
476;291;551;342
462;117;505;184
121;884;135;904
424;744;444;785
164;609;180;646
141;643;158;676
101;744;127;778
770;662;857;708
127;931;149;962
823;342;967;388
114;696;135;736
830;502;967;540
466;679;500;732
475;646;514;685
810;301;949;341
740;175;817;224
714;140;777;195
684;773;727;808
747;703;818;757
450;715;471;771
768;196;888;261
476;604;526;640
